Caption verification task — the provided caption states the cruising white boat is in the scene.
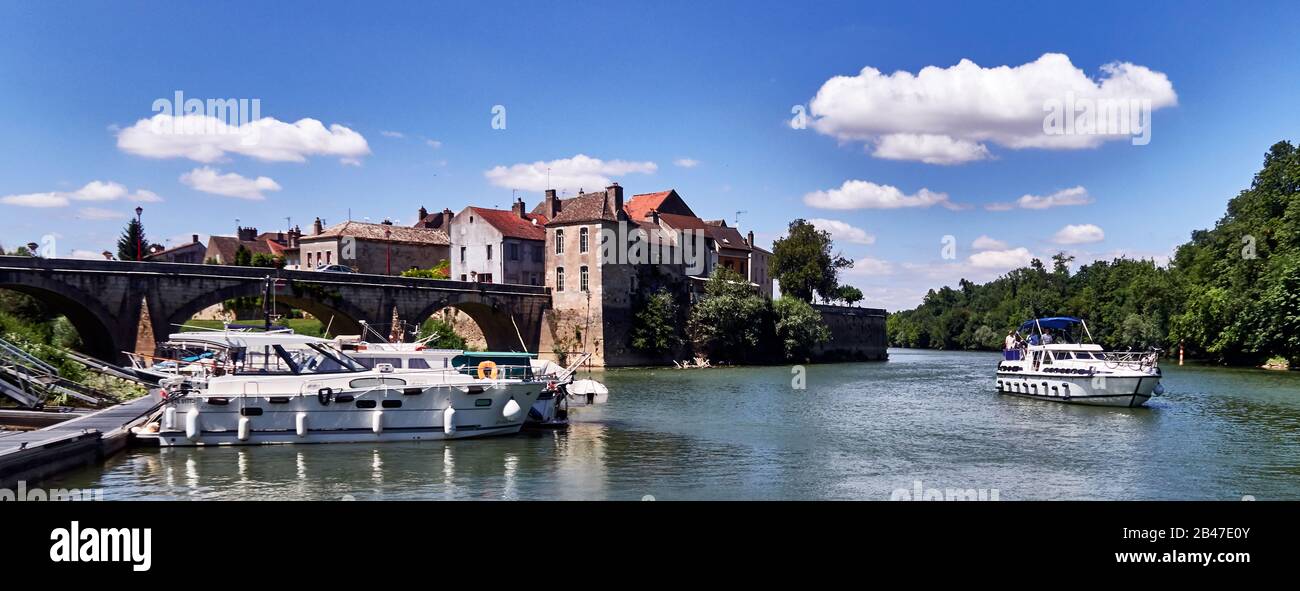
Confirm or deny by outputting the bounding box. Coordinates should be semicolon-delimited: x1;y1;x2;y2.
997;317;1163;408
150;340;545;446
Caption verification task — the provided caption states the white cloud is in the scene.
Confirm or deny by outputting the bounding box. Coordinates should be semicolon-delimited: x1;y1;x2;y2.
70;249;108;260
117;114;371;164
969;247;1036;269
1;192;69;207
971;235;1008;251
180;167;281;200
1;180;162;208
1051;223;1105;244
845;256;893;275
484;154;657;193
674;158;700;168
1016;186;1092;209
872;134;992;165
380;130;405;138
803;180;956;210
807;218;876;245
426;139;442;149
807;53;1177;163
78;207;128;220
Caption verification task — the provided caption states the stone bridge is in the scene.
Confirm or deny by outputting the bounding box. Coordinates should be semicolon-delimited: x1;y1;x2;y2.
0;256;551;362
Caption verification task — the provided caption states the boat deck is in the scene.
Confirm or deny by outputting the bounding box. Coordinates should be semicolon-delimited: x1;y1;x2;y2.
0;393;160;487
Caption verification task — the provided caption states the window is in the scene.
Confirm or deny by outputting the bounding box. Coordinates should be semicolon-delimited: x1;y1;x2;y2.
556;267;565;291
407;358;430;369
555;229;565;254
509;242;519;261
532;243;543;263
579;227;589;253
325;252;331;264
460;246;466;263
580;266;589;292
460;274;467;281
486;245;493;261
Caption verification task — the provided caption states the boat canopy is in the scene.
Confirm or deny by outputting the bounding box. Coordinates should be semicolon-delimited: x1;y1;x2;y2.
1018;317;1083;332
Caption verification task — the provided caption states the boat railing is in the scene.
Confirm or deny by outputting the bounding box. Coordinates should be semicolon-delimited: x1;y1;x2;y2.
1097;350;1160;370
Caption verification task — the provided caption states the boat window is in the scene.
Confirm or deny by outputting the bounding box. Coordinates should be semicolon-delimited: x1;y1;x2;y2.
298;343;366;374
1042;351;1053;364
408;358;430;369
355;356;402;369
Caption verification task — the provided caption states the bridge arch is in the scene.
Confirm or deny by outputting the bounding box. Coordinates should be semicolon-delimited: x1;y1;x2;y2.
408;293;533;352
0;276;123;361
162;280;369;339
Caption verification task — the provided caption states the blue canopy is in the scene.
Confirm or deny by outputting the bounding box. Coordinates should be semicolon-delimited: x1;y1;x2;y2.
1018;317;1082;332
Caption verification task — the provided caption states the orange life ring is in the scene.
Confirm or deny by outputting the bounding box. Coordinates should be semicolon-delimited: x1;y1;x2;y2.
476;360;498;380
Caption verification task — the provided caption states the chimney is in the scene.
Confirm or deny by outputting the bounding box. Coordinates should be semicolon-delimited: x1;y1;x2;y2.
650;208;660;225
511;197;526;218
747;230;754;247
441;208;453;228
312;217;323;235
192;234;199;244
543;189;559;219
237;226;258;241
417;206;428;225
605;182;623;216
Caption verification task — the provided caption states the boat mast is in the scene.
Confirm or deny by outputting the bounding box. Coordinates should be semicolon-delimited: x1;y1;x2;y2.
1080;319;1094;343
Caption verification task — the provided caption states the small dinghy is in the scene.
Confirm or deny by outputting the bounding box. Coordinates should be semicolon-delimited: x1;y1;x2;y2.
568;379;609;406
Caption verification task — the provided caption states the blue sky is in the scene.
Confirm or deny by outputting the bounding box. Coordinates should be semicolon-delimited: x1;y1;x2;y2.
2;0;1298;309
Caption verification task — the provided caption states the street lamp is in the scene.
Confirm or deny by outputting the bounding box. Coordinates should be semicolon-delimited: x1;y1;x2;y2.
135;206;144;261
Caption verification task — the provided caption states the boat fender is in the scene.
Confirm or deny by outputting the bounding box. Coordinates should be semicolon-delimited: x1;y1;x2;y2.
1153;383;1165;396
476;360;499;380
237;416;250;441
503;398;521;419
1062;384;1071;400
296;412;308;437
318;387;334;406
372;410;383;434
163;406;177;431
443;406;457;435
185;408;200;442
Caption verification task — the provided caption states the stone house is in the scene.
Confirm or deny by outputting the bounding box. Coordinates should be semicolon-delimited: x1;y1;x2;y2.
204;226;301;265
448;200;547;285
144;234;206;264
298;218;450;274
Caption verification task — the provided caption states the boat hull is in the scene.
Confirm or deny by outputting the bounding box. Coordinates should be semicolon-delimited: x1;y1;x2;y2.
995;372;1157;408
155;382;543;446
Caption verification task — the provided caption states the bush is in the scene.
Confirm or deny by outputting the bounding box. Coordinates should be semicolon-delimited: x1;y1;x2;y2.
687;268;773;362
630;288;683;355
773;297;830;361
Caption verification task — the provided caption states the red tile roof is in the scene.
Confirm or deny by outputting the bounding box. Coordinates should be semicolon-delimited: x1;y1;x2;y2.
546;192;625;225
467;207;548;241
624;189;695;220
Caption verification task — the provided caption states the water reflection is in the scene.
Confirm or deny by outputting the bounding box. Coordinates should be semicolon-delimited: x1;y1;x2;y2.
44;349;1300;500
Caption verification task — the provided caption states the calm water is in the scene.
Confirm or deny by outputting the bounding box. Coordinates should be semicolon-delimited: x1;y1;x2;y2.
47;349;1300;500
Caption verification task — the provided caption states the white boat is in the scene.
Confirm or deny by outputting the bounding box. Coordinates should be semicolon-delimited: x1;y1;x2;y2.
151;341;544;446
996;317;1163;408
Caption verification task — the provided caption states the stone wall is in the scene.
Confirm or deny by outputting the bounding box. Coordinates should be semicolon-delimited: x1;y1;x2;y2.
811;304;889;361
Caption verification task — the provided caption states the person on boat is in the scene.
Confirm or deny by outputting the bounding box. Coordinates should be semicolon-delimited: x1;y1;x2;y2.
1004;330;1017;350
1042;329;1054;345
1028;332;1041;346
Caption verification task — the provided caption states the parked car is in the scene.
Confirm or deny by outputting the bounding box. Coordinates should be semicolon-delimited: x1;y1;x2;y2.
316;264;354;273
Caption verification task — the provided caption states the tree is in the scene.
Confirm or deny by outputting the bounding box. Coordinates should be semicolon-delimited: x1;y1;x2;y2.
836;285;864;306
233;245;253;266
630;288;682;355
401;260;451;279
687;267;772;362
250;253;283;268
773;296;830;360
770;219;853;302
116;218;148;261
419;316;466;350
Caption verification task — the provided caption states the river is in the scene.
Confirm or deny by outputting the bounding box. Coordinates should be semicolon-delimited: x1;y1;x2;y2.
46;348;1300;500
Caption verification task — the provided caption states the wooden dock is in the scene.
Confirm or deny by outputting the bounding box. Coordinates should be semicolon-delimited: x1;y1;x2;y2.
0;393;160;488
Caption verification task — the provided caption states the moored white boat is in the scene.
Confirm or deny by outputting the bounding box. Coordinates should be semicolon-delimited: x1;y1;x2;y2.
997;317;1163;408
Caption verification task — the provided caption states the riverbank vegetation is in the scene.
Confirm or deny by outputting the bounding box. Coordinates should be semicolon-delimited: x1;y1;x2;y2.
888;140;1300;367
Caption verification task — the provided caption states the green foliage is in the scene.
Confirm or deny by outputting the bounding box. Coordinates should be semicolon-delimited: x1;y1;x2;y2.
402;260;450;279
773;296;830;361
233;245;253;266
889;140;1300;366
770;219;853;302
836;284;864;306
630;288;683;355
687;267;774;362
419;316;467;350
116;218;148;261
250;252;284;268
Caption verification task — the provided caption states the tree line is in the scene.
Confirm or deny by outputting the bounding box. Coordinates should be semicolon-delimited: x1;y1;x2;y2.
888;140;1300;367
